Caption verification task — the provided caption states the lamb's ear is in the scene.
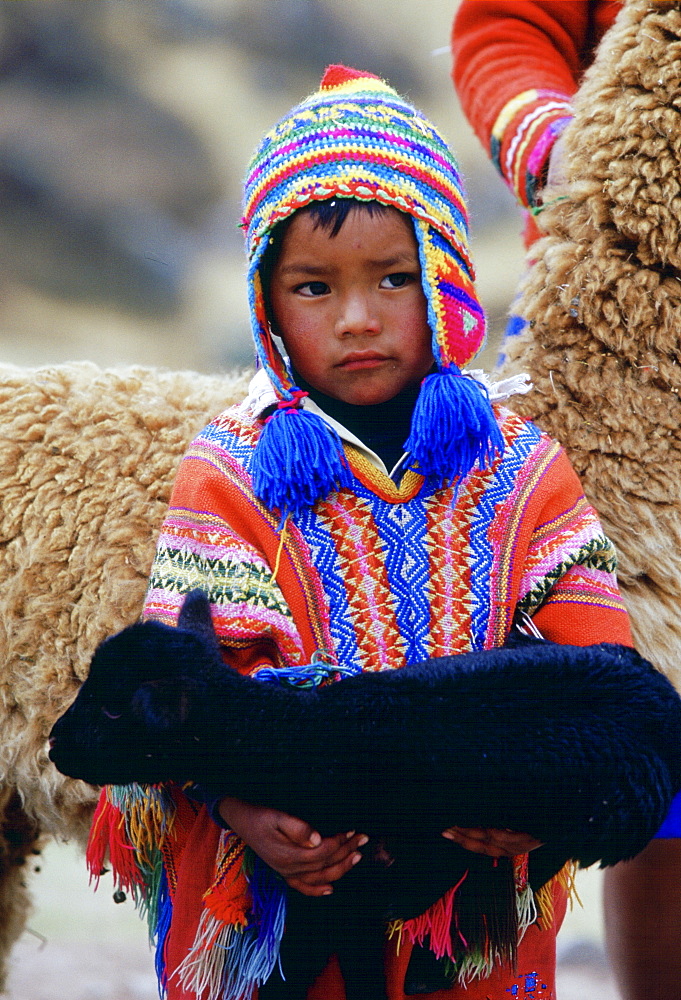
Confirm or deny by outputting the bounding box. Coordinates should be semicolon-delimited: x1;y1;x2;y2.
177;589;221;651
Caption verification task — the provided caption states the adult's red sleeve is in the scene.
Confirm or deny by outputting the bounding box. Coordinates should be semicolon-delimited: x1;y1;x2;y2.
451;1;619;207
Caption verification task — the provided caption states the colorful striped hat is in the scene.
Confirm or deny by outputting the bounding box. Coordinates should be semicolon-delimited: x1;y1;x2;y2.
242;65;502;518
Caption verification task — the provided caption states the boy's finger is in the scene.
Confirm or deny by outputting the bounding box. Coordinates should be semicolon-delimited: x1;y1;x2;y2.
442;827;501;855
493;831;543;853
286;876;335;897
319;849;365;883
301;830;367;861
443;826;542;857
314;832;368;864
285;834;368;877
442;826;488;842
276;812;322;848
287;849;364;892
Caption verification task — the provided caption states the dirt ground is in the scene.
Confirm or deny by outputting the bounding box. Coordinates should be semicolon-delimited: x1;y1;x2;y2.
5;842;620;1000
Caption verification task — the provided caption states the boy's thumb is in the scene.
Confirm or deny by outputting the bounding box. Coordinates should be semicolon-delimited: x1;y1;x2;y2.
281;812;321;847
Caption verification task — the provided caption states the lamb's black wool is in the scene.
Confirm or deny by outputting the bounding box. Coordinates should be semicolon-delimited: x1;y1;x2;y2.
49;590;681;999
50;590;681;863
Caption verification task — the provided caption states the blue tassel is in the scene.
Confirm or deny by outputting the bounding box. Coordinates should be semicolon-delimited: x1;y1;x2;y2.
405;368;503;481
253;659;358;689
249;856;287;961
153;866;173;997
251;401;348;518
221;857;287;998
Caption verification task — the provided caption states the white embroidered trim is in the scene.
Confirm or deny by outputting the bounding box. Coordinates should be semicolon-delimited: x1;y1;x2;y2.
242;366;532;416
464;369;533;401
239;367;278;417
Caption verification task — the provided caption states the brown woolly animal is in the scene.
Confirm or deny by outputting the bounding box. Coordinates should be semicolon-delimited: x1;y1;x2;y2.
0;361;250;988
500;0;681;690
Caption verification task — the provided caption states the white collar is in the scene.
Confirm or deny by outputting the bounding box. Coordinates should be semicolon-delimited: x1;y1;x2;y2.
238;366;533;478
239;368;393;474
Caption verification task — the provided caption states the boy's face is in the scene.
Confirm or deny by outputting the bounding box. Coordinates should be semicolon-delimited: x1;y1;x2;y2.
269;206;434;406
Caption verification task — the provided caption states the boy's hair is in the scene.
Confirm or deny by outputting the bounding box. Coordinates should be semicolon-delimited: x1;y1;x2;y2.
241;65;502;519
299;198;389;237
259;199;391;322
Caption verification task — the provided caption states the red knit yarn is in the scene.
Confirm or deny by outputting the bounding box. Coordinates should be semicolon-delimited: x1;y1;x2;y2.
85;792;144;895
320;64;381;89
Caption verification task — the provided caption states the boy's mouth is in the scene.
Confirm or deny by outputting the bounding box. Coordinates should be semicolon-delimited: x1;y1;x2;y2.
337;352;390;371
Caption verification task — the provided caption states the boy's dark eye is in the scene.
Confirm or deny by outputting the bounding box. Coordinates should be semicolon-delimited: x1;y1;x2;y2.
381;273;412;289
297;281;329;297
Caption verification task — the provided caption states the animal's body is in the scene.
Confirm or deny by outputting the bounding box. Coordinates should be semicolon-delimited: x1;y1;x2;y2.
0;362;250;987
499;0;681;689
50;591;681;867
50;590;681;998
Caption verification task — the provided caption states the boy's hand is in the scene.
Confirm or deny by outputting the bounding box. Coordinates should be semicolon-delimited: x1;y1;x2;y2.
442;826;543;858
218;796;367;897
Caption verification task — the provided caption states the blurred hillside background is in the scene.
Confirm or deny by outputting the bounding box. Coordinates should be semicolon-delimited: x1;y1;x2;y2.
0;0;525;374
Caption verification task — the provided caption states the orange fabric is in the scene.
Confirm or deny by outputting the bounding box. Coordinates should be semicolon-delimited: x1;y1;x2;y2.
535;597;632;647
483;442;630;647
171;456;324;664
164;803;224;1000
305;881;569;1000
452;0;619;157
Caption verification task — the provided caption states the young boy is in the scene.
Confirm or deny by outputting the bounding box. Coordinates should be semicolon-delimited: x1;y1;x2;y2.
90;66;632;999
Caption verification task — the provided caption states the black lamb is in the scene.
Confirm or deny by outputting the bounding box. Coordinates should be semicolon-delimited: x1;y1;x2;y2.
49;590;681;999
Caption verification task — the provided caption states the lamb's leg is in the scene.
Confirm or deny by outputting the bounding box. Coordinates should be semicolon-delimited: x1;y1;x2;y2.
334;909;388;1000
0;786;44;990
257;889;389;1000
257;892;336;1000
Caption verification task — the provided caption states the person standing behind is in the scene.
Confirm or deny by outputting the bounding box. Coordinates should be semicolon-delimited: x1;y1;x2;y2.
453;1;619;246
452;5;681;998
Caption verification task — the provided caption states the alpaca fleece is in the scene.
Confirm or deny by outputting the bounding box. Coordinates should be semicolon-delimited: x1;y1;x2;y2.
0;361;250;986
499;0;681;689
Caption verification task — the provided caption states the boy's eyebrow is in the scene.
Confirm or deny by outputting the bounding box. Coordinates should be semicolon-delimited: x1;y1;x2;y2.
277;252;420;276
276;263;332;277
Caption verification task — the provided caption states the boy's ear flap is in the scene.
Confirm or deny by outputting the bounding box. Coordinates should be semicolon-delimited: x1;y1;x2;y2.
177;590;221;650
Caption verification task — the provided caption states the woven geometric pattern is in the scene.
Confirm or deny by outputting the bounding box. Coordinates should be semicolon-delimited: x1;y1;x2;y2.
145;404;628;672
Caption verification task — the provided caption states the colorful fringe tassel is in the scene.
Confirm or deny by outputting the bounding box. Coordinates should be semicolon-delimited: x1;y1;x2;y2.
87;787;577;1000
174;854;286;1000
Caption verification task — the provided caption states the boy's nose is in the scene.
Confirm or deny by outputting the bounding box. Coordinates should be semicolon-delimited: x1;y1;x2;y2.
336;293;381;337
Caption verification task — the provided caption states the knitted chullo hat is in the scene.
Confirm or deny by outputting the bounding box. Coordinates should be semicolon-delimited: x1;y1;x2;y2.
242;64;503;518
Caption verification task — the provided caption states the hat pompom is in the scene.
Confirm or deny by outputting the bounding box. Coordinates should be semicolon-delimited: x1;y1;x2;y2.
320;65;382;90
405;368;504;481
251;404;348;520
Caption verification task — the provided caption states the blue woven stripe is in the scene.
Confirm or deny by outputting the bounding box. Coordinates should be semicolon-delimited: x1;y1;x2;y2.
467;420;542;648
199;419;258;474
294;503;365;674
371;491;433;665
